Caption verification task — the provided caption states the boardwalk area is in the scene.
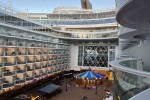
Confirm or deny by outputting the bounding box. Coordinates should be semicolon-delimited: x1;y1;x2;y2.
0;71;114;100
50;79;113;100
19;78;113;100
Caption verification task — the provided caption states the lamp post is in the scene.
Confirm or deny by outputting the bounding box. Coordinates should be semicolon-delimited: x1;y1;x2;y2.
65;79;67;92
65;74;68;92
95;78;98;94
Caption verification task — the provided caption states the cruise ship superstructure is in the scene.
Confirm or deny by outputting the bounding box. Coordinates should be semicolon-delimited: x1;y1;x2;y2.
110;0;150;100
0;3;118;94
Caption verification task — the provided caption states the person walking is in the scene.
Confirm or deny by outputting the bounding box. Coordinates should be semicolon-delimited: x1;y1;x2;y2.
83;95;87;100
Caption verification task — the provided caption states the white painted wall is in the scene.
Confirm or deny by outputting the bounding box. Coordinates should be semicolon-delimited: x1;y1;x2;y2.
129;88;150;100
124;40;150;69
70;45;78;70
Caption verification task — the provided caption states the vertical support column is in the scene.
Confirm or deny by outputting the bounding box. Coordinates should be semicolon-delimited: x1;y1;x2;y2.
108;45;110;67
82;46;84;67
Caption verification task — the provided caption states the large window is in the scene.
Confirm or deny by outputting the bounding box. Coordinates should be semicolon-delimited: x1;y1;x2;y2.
78;46;106;67
78;45;115;67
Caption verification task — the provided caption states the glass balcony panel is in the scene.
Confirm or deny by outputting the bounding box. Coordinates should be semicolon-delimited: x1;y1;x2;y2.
26;77;33;81
4;62;16;66
28;52;35;55
15;80;25;84
17;61;26;64
34;74;41;78
3;71;15;76
5;52;16;56
16;70;26;73
3;83;14;88
18;52;26;55
34;66;41;69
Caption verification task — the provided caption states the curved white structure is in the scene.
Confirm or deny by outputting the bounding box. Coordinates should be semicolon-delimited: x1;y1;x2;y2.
110;0;150;99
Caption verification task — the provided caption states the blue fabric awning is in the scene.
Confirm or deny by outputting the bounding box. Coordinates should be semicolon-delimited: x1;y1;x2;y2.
78;71;105;79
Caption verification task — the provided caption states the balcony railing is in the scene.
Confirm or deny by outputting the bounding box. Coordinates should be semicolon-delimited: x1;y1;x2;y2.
26;77;33;81
18;42;25;46
48;71;52;74
110;58;150;100
26;68;34;71
43;59;48;61
28;52;35;55
15;80;25;84
16;70;26;74
3;83;14;88
6;42;16;46
27;61;34;63
17;61;26;64
42;65;47;68
3;72;15;76
0;52;4;56
4;62;16;66
41;73;47;76
35;59;42;62
18;52;26;55
34;66;41;69
34;74;41;78
5;52;16;56
0;63;3;67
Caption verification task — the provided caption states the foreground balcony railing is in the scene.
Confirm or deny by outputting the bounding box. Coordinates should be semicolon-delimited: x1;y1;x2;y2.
110;58;150;100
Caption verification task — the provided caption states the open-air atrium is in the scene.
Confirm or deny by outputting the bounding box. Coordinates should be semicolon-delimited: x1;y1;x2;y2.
0;0;149;100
